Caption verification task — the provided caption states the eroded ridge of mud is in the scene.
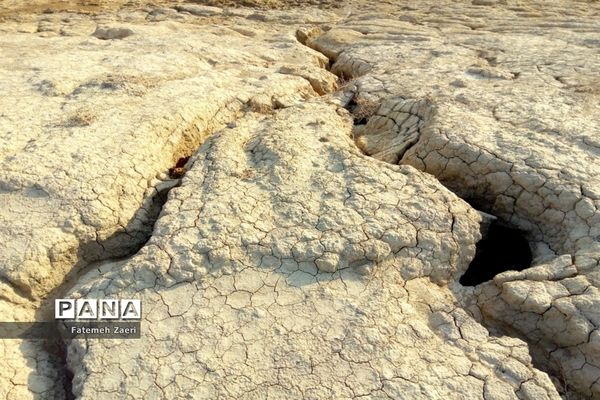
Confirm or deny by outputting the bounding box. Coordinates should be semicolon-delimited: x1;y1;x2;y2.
63;101;560;399
0;6;340;398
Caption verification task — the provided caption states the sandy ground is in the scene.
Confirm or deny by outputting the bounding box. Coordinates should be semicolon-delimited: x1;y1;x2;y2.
0;0;344;18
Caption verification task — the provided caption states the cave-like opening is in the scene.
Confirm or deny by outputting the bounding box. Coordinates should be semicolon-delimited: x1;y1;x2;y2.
460;220;532;286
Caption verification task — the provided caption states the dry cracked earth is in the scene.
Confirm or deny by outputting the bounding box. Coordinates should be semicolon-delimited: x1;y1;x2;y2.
0;0;599;399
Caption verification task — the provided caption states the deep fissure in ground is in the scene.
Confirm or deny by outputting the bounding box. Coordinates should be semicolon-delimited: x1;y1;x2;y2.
298;29;580;397
459;220;533;286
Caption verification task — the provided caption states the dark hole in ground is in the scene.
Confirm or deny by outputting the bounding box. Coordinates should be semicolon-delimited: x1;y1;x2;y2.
462;196;486;211
354;117;369;125
344;97;369;125
327;58;335;71
459;221;532;286
168;155;190;179
346;96;358;112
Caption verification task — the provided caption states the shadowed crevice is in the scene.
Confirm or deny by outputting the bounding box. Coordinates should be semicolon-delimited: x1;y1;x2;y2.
459;220;532;286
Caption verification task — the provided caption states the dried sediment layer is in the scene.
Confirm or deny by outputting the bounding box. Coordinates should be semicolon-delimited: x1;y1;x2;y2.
0;7;338;399
65;101;558;399
302;1;600;397
0;1;597;399
0;12;337;303
0;0;344;18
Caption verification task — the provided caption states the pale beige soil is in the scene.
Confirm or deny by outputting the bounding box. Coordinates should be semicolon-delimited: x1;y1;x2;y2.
0;1;598;399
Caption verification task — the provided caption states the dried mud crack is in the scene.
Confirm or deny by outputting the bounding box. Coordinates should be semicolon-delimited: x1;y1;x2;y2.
1;7;340;397
1;1;599;400
297;5;600;399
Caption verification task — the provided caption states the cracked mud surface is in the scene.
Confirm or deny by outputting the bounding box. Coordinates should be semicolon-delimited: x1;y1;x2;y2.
0;1;599;399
